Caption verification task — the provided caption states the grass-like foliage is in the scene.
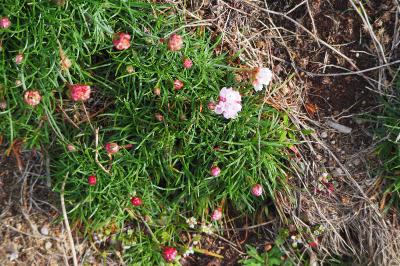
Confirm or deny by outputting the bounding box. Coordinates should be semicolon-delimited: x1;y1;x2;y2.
0;0;295;263
376;79;400;209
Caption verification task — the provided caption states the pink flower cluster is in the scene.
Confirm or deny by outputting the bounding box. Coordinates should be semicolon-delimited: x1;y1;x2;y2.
214;87;242;119
168;34;183;51
24;90;41;106
113;33;131;50
69;84;91;101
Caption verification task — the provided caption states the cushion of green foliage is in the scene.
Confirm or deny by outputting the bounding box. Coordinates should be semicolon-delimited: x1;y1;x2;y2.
0;1;295;263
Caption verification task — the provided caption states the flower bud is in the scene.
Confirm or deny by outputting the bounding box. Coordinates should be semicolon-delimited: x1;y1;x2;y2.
105;143;119;155
113;33;131;50
162;246;177;262
15;54;24;65
130;196;142;206
24;90;41;106
88;175;97;186
183;58;193;69
153;87;161;96
210;166;221;177
0;17;11;29
211;208;222;221
251;184;263;197
168;34;183;51
173;79;184;90
69;84;91;101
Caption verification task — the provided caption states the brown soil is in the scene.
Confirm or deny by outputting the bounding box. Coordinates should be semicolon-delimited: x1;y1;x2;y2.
0;149;67;265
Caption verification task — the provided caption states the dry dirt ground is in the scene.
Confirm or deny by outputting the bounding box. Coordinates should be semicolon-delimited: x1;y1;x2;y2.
1;0;400;265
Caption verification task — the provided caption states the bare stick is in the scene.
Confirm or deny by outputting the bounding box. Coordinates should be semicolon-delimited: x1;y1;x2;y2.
95;128;110;175
212;233;245;255
61;173;78;266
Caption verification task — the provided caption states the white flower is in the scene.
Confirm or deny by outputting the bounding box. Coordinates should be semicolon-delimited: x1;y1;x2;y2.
252;67;272;91
200;223;213;235
214;87;242;119
183;247;194;257
186;217;197;228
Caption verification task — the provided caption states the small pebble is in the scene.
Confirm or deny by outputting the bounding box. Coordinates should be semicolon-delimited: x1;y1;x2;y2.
331;140;336;145
336;167;343;174
332;167;344;177
320;131;328;139
40;225;49;236
353;158;361;166
45;241;52;250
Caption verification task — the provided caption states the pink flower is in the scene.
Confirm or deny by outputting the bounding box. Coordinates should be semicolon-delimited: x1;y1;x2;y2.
162;246;177;262
251;184;263;197
105;143;119;155
208;101;216;110
126;65;135;73
0;17;11;29
326;182;334;193
24;90;41;106
174;79;184;90
214;87;242;119
15;54;23;65
210;166;221;177
131;196;142;206
211;208;222;221
88;175;97;186
113;33;131;50
168;34;183;51
183;58;193;69
0;101;6;110
252;67;273;91
155;113;164;122
153;87;161;96
67;144;76;152
70;84;91;101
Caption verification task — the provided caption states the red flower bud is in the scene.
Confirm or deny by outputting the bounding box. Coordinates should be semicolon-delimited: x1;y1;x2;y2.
174;80;184;90
183;58;193;69
162;246;177;262
105;143;119;155
130;196;142;206
210;166;221;177
88;175;97;186
0;17;11;29
251;184;263;197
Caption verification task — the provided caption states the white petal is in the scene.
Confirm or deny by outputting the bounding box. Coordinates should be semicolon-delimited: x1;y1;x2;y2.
254;82;263;91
